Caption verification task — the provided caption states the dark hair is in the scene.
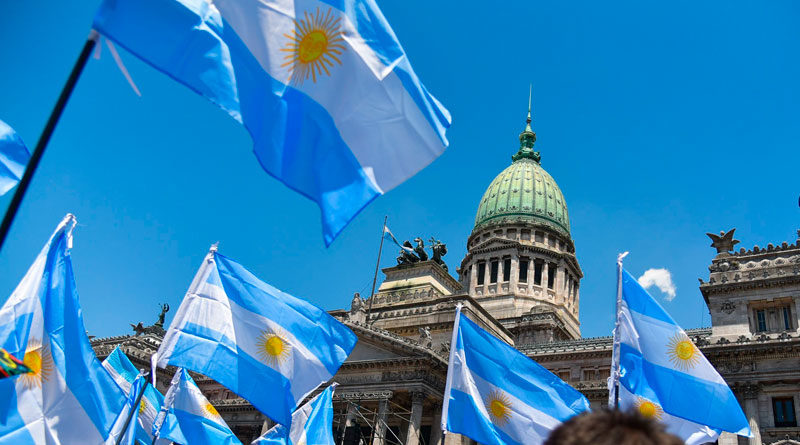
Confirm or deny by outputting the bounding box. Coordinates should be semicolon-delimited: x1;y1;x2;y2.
544;409;684;445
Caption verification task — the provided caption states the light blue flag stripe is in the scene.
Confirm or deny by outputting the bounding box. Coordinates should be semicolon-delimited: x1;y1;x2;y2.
448;389;524;445
621;270;673;324
93;0;451;246
0;119;30;196
252;384;337;445
619;343;745;433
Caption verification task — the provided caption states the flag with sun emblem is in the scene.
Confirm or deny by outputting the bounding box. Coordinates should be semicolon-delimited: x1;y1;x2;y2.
102;347;170;444
92;0;451;246
156;247;357;427
612;269;751;444
106;373;147;445
0;214;126;443
153;368;242;445
442;305;590;445
252;383;337;445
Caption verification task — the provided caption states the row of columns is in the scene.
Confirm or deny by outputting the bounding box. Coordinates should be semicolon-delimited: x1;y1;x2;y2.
470;256;577;300
342;392;431;445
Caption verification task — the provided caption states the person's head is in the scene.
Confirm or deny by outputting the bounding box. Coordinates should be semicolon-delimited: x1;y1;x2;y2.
544;409;684;445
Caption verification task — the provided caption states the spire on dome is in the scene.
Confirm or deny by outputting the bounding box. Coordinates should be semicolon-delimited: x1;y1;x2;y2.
513;84;541;163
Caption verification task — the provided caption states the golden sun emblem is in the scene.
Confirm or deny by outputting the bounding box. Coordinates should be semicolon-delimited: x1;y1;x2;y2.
666;332;700;371
20;340;54;389
485;390;512;426
256;330;292;366
635;396;664;420
281;7;346;85
139;398;148;415
204;402;221;419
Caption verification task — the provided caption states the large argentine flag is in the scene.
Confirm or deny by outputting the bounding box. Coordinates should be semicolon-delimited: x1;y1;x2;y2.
0;119;30;196
92;0;451;246
154;368;241;445
157;248;357;426
102;347;169;444
442;305;590;445
0;215;125;443
252;383;337;445
615;269;750;444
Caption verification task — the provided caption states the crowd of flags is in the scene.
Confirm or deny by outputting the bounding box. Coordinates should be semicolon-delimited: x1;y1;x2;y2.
0;0;757;443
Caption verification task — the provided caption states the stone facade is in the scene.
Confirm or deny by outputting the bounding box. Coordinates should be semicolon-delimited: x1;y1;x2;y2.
90;117;800;445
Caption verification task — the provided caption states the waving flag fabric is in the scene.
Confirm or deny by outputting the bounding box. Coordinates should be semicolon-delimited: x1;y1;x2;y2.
102;347;169;444
93;0;451;246
0;215;125;443
157;248;357;426
154;368;241;445
0;119;30;196
252;383;337;445
615;269;750;444
383;226;413;253
442;305;590;445
106;374;146;445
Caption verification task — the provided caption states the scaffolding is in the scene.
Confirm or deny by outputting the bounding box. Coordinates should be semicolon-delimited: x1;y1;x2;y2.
334;399;429;445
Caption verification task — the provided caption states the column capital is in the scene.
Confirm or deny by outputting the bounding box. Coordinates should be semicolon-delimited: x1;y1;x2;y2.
411;391;426;404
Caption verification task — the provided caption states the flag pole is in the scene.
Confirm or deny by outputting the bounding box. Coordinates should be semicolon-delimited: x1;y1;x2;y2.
440;302;462;444
365;215;387;325
609;251;628;410
115;372;147;445
0;30;99;253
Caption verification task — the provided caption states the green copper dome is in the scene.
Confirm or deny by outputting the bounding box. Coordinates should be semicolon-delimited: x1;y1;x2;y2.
473;112;571;236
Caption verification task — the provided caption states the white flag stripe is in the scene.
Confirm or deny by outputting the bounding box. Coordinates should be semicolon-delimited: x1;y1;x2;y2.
620;303;726;385
214;0;444;193
451;345;560;443
618;384;719;445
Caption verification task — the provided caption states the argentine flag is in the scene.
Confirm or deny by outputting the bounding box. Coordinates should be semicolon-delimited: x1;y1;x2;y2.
102;347;169;444
92;0;451;246
614;269;750;444
157;248;357;426
0;119;30;196
442;305;590;445
0;215;125;443
106;373;146;445
252;383;337;445
154;368;241;445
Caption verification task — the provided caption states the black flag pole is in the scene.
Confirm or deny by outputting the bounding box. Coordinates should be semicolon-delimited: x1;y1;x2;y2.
0;30;99;253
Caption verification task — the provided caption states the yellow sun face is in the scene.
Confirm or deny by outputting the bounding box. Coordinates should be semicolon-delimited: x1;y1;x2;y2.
485;390;512;426
635;396;664;420
666;332;700;371
281;7;346;85
139;399;147;415
19;340;53;389
256;330;292;366
204;402;220;419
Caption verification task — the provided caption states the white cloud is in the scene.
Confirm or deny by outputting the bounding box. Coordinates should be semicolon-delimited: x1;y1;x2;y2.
637;268;677;301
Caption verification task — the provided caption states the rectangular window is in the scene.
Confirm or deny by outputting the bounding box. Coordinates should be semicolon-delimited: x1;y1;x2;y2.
535;231;544;243
519;258;529;283
582;369;595;381
756;309;767;332
773;397;797;427
490;260;499;284
507;229;517;240
477;262;485;285
547;263;557;289
534;261;543;286
783;306;792;330
503;258;511;282
557;371;570;381
521;230;531;241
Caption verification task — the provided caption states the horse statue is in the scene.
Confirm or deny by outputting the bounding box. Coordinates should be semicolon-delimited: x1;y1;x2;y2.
397;240;419;265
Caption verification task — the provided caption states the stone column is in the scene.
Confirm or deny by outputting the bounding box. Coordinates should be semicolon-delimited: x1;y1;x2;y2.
405;392;424;445
429;402;442;445
372;398;389;445
542;262;550;291
509;255;518;290
743;385;762;445
469;263;478;295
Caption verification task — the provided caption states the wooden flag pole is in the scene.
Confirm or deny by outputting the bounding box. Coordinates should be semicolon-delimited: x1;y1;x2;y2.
0;31;99;253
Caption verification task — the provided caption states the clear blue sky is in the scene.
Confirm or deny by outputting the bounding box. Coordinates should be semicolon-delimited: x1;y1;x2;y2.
1;1;798;339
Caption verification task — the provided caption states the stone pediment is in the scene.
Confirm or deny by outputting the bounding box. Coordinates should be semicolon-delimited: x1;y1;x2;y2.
344;321;447;365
